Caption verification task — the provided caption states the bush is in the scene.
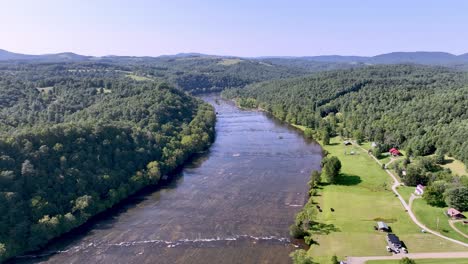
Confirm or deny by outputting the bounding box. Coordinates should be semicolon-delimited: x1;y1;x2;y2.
399;257;416;264
290;249;315;264
289;224;306;239
331;255;339;264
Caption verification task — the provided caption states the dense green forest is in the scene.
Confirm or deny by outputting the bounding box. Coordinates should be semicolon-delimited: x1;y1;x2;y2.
0;64;216;261
223;65;468;166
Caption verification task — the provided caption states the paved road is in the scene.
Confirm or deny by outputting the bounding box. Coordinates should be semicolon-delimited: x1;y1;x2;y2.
347;251;468;264
353;142;468;248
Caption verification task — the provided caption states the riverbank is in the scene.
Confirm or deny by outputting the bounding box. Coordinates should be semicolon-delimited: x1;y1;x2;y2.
11;96;322;264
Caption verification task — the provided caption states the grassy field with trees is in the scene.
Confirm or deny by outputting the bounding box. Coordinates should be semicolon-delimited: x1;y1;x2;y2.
291;137;467;264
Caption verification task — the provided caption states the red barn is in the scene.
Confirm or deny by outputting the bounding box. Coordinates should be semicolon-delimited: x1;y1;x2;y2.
389;148;401;156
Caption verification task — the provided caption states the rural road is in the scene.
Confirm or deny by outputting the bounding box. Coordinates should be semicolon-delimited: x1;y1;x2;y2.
353;142;468;248
347;251;468;264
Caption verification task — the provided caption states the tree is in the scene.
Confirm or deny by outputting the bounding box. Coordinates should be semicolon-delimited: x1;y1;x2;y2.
289;224;306;239
322;156;342;184
304;128;314;139
373;147;382;159
423;180;447;207
0;243;6;258
322;129;330;145
353;130;364;144
308;171;321;189
399;257;416;264
402;164;428;186
445;186;468;211
146;161;161;182
289;249;315;264
330;255;339;264
435;149;445;164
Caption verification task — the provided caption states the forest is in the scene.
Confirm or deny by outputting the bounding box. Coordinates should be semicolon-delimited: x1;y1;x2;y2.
223;65;468;166
0;64;216;261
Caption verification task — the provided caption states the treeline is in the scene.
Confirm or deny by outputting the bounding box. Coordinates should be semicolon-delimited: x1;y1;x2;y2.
223;65;468;167
0;66;215;261
392;156;468;211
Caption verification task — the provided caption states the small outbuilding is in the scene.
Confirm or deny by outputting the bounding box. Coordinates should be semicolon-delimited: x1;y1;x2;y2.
415;184;425;195
389;148;401;156
371;142;378;148
377;221;390;232
344;140;352;146
447;208;466;219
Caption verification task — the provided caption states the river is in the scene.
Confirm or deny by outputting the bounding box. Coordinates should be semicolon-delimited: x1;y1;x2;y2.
15;96;322;264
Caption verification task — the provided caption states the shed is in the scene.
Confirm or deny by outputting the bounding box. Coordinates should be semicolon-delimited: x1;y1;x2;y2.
447;208;466;219
415;184;425;195
377;221;390;231
389;148;401;156
371;142;378;148
344;140;352;146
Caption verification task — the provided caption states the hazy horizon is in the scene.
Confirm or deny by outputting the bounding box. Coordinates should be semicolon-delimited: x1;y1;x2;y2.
2;47;468;58
2;0;468;57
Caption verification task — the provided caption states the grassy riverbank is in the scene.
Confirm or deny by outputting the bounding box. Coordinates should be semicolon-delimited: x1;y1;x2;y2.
291;134;467;263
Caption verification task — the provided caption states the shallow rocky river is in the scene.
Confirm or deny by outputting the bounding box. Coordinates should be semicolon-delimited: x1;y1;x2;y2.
15;96;322;264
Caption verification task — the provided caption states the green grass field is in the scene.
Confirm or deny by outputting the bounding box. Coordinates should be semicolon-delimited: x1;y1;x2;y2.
397;186;415;204
454;222;468;236
366;258;468;264
301;137;467;263
126;73;154;81
441;156;468;176
412;199;468;243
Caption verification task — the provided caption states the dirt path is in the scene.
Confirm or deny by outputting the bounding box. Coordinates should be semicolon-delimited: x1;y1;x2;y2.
352;142;468;248
449;220;468;240
347;251;468;264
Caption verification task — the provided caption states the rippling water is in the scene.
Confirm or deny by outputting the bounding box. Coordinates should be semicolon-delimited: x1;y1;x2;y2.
15;96;322;264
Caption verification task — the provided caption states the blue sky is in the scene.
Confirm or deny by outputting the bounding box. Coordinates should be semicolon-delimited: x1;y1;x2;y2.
1;0;467;56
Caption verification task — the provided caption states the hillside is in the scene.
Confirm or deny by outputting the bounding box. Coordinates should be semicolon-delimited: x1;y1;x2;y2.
0;66;216;261
223;65;468;166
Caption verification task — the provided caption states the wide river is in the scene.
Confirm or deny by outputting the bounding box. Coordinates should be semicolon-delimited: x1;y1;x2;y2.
17;96;322;264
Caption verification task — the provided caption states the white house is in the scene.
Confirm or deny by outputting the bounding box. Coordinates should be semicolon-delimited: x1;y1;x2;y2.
415;184;425;195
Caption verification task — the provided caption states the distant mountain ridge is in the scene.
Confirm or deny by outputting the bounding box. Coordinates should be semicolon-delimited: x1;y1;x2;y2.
1;49;468;65
0;49;91;62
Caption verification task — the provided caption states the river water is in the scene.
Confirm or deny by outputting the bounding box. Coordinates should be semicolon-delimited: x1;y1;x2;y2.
16;96;322;264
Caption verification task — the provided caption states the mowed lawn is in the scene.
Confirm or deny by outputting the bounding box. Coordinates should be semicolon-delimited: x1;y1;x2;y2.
307;137;467;263
397;186;415;204
412;199;468;242
366;259;468;264
454;222;468;236
441;156;468;176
